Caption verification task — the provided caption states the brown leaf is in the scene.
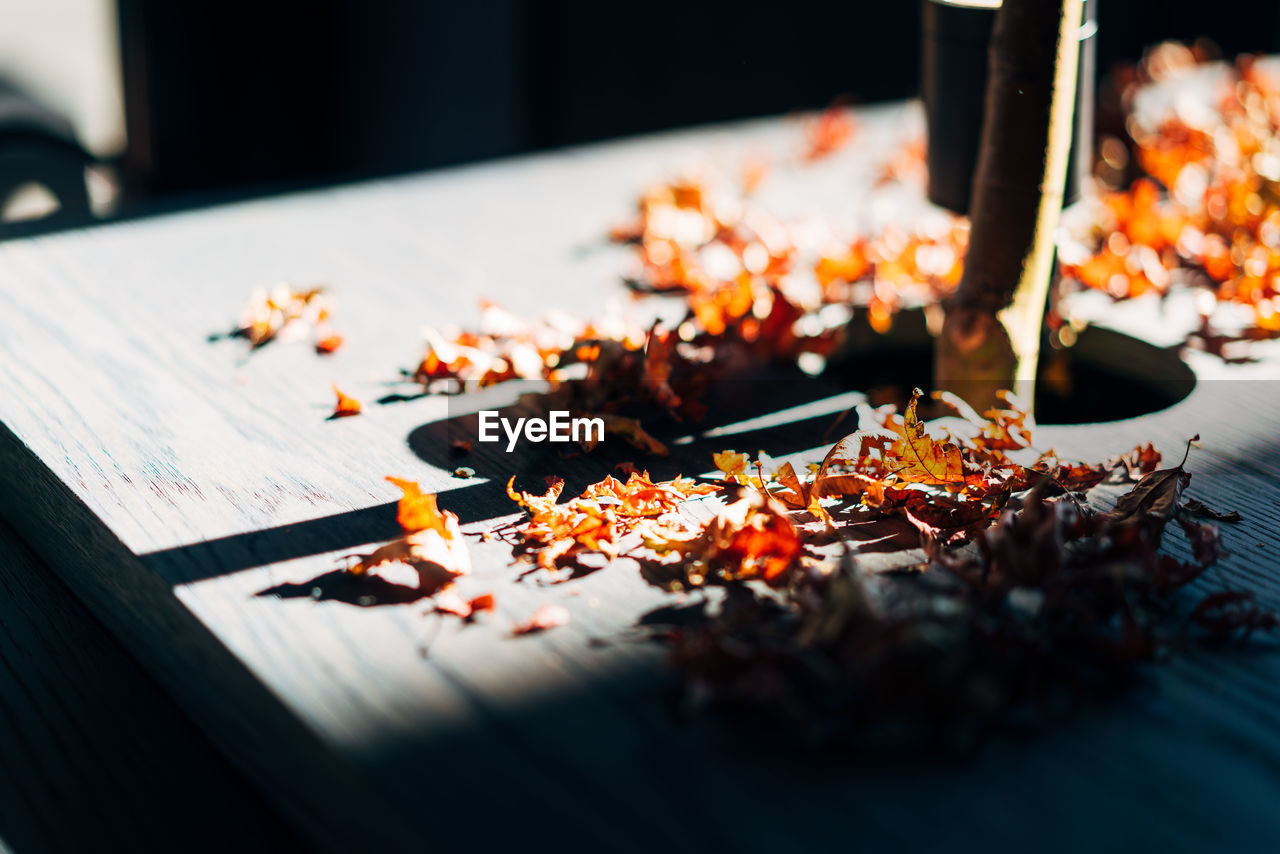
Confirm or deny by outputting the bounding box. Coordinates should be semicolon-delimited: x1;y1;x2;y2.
1181;496;1242;522
772;461;810;509
386;476;448;535
882;390;967;486
1105;436;1198;541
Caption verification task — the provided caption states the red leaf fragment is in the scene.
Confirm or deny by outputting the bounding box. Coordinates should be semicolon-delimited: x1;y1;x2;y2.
512;603;571;636
434;590;496;620
1107;442;1163;480
802;105;857;161
468;593;496;614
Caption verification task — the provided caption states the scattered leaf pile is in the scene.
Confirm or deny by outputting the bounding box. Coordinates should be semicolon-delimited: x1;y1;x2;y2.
403;158;968;449
227;284;343;352
1059;46;1280;346
491;395;1265;736
504;470;718;573
344;396;1264;734
239;56;1279;740
221;55;1280;432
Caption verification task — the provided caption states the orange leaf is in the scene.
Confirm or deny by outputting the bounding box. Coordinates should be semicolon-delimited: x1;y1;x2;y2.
331;384;362;417
386;476;448;535
351;478;469;593
315;333;345;354
882;390;965;486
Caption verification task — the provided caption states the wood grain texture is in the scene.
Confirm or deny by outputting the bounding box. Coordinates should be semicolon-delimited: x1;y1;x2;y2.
0;517;299;853
0;100;1279;851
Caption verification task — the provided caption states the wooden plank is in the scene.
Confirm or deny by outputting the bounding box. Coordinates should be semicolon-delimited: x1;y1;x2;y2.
1;102;1279;849
0;518;302;852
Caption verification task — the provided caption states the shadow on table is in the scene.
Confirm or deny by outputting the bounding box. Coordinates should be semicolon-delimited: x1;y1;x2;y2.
339;614;1279;854
146;362;866;589
403;363;863;501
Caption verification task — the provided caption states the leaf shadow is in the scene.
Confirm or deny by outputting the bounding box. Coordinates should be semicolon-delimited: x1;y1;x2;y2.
255;568;430;607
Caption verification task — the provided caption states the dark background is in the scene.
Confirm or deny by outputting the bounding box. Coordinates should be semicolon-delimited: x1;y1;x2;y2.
102;0;1280;199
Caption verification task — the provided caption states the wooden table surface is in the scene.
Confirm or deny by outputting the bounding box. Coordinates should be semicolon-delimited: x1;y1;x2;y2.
1;99;1279;852
0;518;301;852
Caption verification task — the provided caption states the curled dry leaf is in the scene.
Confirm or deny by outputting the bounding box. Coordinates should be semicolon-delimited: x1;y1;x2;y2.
1181;496;1242;522
1104;436;1198;542
331;384;362;418
351;477;470;594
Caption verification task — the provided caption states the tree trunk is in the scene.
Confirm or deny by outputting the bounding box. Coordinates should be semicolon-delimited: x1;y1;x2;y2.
934;0;1082;411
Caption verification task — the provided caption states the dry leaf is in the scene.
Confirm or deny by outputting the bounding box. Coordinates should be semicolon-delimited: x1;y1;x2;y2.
506;471;715;571
229;284;336;351
315;333;345;354
1105;436;1197;541
1181;496;1242;522
512;603;571;636
351;477;470;593
331;384;362;418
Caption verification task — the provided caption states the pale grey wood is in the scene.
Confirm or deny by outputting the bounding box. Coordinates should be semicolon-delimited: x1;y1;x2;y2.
0;100;1278;851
